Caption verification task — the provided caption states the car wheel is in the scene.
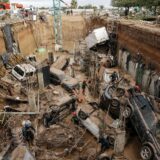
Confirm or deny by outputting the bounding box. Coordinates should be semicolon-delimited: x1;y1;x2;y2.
99;157;110;160
123;106;132;118
109;99;120;119
140;145;153;160
108;136;115;146
108;86;115;96
78;110;88;120
116;88;125;97
111;98;120;107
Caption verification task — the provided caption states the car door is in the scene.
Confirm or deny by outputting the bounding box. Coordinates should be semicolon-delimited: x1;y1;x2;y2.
131;96;147;141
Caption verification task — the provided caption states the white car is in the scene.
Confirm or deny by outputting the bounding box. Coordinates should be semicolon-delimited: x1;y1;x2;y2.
85;27;109;49
12;64;36;81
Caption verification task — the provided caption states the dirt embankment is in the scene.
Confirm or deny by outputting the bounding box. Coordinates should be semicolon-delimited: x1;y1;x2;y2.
0;15;87;56
2;15;159;71
0;30;6;54
62;16;87;51
86;16;160;71
118;22;160;70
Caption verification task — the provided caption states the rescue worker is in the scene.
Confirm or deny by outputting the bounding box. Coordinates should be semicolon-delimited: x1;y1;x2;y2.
110;71;118;83
22;120;35;145
71;112;79;125
127;85;141;96
62;58;70;71
71;9;73;15
43;110;59;128
99;136;110;153
71;100;77;112
82;80;87;95
69;64;75;78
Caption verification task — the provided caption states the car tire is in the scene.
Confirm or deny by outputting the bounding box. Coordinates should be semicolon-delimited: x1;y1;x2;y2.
123;106;132;118
108;136;115;146
78;110;88;120
116;88;125;97
140;145;153;160
109;99;120;119
99;157;110;160
108;86;115;96
111;98;120;107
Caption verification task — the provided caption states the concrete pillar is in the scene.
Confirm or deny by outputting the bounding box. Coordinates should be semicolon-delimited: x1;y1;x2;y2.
37;69;44;90
28;90;37;112
114;129;126;155
48;51;54;65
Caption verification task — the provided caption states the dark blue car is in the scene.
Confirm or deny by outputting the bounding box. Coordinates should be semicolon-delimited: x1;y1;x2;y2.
124;94;160;160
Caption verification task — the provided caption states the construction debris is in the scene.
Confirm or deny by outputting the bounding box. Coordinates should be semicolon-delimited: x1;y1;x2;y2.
0;6;160;160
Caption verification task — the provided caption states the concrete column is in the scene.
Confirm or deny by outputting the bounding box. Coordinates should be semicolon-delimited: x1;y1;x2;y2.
28;90;37;112
114;129;126;155
37;69;44;90
48;51;54;65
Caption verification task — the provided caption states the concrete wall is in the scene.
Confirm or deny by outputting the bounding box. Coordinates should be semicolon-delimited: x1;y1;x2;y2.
118;48;160;97
86;17;160;71
118;23;160;71
12;22;37;56
0;16;86;56
87;17;160;97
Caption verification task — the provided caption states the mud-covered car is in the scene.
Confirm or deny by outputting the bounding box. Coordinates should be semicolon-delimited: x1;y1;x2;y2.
99;84;125;119
50;66;79;91
77;102;117;146
124;94;160;160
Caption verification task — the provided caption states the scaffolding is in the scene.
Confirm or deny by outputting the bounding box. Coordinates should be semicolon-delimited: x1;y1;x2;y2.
53;0;63;51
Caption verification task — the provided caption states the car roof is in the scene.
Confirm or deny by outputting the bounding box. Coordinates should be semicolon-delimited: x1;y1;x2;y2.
15;64;36;73
62;75;78;85
50;66;65;80
132;95;157;130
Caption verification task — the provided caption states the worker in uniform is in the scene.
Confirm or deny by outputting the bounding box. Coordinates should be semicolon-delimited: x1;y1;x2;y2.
62;58;70;70
82;80;87;95
43;110;60;128
71;100;77;112
71;112;79;125
110;71;118;83
69;64;75;78
22;120;35;145
99;136;110;153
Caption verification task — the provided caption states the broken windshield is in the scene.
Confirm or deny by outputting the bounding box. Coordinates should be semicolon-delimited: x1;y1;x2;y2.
14;66;24;77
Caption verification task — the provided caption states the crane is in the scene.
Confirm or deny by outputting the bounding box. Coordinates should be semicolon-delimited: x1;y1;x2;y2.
53;0;69;51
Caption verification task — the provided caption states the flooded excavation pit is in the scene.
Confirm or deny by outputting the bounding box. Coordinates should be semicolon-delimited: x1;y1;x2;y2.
0;7;160;160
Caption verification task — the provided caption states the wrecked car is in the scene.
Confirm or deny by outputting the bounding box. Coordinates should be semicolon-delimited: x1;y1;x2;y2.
124;94;160;160
85;27;109;49
12;63;36;81
77;103;100;139
50;65;79;91
103;68;119;84
99;83;125;119
43;96;77;127
50;66;65;85
61;75;79;92
77;102;116;146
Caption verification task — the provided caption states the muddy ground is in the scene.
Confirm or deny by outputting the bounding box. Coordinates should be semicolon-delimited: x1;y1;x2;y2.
0;15;148;160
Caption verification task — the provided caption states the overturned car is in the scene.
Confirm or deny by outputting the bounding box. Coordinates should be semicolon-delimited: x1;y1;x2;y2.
50;65;79;92
124;93;160;160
